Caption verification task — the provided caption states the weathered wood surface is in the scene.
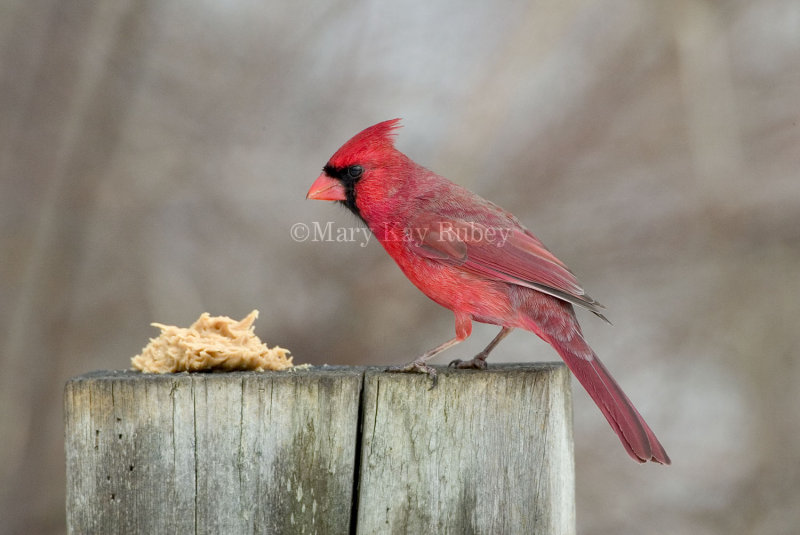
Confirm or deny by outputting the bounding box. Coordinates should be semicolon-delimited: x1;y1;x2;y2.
356;364;575;535
65;367;363;534
65;363;574;534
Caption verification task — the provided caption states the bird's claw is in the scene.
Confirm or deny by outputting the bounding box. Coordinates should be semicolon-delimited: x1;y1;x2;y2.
387;359;438;389
448;354;488;370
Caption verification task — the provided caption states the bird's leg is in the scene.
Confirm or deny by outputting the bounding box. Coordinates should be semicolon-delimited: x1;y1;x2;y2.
387;336;464;385
387;312;472;387
450;326;513;370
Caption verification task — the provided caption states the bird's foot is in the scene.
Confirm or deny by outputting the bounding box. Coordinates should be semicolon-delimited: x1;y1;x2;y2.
386;359;438;389
448;352;488;370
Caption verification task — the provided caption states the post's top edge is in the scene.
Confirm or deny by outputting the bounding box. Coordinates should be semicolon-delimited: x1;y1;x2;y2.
65;365;370;383
364;361;566;376
65;362;566;384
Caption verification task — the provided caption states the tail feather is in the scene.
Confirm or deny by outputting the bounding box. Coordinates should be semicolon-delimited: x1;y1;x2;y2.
544;328;670;464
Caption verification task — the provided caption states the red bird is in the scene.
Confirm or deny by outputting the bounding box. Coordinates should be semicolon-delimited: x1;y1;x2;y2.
306;119;669;464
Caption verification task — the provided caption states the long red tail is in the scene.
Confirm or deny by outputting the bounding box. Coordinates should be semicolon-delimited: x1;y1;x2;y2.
527;315;670;464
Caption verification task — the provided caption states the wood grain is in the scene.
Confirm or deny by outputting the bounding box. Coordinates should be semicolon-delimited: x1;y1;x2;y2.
65;364;574;534
356;364;575;535
65;368;363;534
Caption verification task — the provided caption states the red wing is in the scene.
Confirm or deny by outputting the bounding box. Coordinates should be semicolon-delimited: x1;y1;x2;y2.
413;217;608;320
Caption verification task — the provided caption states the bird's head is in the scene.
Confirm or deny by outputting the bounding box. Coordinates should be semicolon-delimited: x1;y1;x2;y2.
306;118;405;221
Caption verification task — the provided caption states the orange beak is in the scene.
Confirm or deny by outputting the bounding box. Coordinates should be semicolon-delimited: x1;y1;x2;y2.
306;173;346;201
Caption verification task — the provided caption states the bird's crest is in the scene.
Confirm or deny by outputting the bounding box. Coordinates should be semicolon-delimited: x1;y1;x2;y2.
328;118;402;168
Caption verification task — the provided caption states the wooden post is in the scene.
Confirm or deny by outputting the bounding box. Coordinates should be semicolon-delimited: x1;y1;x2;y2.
64;368;363;534
65;364;575;534
356;364;575;534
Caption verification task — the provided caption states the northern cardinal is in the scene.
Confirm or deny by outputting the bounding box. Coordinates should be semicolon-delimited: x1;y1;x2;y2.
306;119;669;464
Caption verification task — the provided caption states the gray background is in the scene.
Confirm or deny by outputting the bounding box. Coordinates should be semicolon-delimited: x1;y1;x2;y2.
2;1;798;533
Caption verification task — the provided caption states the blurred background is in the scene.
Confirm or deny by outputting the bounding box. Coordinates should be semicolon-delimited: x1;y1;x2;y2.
2;0;798;533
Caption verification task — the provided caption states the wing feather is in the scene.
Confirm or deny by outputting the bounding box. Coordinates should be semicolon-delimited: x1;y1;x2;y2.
411;216;609;322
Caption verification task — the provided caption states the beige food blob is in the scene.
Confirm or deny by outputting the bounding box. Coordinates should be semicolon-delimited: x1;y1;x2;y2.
132;310;292;373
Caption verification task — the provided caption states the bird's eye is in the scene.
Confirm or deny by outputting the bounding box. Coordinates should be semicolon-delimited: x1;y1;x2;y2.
347;165;363;179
